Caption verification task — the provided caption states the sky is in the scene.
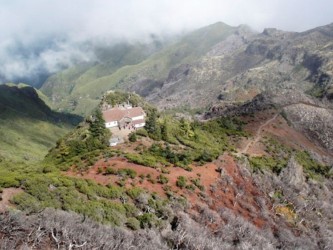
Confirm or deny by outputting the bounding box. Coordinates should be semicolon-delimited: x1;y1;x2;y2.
1;0;333;86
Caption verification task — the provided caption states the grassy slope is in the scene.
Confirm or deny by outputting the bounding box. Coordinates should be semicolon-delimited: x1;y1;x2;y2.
41;22;236;115
0;84;81;162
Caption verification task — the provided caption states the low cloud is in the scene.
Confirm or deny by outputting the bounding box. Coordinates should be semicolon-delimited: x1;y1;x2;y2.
1;0;333;86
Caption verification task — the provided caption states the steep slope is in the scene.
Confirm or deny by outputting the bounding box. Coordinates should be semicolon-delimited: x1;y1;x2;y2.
0;84;81;162
2;90;332;249
40;39;169;115
206;89;333;155
41;22;333;115
146;23;333;109
40;22;238;115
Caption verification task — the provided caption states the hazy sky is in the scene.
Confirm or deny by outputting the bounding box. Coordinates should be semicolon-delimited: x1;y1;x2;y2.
1;0;333;85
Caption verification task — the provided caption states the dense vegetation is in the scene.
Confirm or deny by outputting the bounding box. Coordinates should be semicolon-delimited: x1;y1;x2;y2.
126;113;245;171
0;84;81;162
46;109;110;169
1;89;333;249
0;158;175;230
248;138;331;179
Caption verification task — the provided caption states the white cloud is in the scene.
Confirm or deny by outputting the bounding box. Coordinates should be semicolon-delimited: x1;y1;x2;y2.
1;0;333;85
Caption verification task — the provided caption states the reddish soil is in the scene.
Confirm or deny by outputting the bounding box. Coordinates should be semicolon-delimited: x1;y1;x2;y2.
239;109;333;159
65;152;269;228
0;188;23;213
64;108;332;231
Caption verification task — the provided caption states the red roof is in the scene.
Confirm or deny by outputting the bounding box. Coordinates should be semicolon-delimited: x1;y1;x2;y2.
102;107;145;123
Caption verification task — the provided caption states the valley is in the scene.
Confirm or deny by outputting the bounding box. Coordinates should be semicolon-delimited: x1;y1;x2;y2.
0;21;333;249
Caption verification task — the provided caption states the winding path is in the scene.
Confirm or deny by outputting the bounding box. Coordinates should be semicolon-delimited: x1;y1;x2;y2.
240;113;280;154
238;101;332;155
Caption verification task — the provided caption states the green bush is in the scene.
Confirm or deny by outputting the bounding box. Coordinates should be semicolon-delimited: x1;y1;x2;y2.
0;173;21;188
127;187;144;199
249;156;287;174
138;213;157;228
296;151;331;177
107;185;125;199
158;174;169;184
105;167;117;175
125;153;157;168
118;168;137;179
126;217;141;230
11;193;42;214
128;132;137;142
176;176;187;188
185;184;195;191
191;178;204;191
135;129;148;137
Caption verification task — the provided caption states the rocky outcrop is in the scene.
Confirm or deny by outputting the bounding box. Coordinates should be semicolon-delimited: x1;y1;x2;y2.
283;103;333;151
144;23;333;109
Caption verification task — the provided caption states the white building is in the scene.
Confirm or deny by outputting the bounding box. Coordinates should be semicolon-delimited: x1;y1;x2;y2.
102;106;146;129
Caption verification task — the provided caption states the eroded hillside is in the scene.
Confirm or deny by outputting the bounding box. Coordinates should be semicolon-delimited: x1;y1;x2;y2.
40;23;333;115
1;90;332;249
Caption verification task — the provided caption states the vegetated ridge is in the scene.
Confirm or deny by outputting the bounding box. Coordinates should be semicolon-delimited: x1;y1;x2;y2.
1;90;332;249
0;83;81;162
41;22;333;115
1;21;333;249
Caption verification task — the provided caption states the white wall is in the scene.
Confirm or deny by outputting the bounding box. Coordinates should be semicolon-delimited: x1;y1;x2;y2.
134;122;145;128
105;121;118;128
131;115;144;121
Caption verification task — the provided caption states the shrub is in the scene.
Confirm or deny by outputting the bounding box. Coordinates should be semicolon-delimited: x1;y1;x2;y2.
135;128;148;137
176;176;187;189
296;151;330;177
161;168;170;174
125;153;157;168
104;185;124;199
128;132;137;142
118;168;137;179
11;193;42;214
0;172;21;188
249;156;287;174
191;178;205;191
126;217;141;230
127;187;144;199
104;167;117;175
185;184;195;191
138;213;157;228
158;174;169;184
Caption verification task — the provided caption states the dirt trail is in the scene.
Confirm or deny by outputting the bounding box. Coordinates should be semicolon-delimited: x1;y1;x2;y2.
240;113;280;154
238;101;331;155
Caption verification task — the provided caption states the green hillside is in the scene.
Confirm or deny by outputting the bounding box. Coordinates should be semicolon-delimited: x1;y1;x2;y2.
0;84;81;162
40;22;235;115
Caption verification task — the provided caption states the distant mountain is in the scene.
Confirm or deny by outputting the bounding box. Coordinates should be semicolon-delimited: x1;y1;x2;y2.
2;22;333;249
40;38;170;115
0;84;81;162
40;22;237;114
41;22;333;115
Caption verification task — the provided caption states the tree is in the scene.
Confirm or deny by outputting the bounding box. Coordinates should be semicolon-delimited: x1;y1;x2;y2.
145;109;161;140
88;109;111;145
161;120;170;141
128;132;137;142
180;118;194;138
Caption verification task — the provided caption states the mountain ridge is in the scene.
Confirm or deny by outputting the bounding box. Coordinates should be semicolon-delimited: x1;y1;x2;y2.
0;84;81;162
39;22;333;116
